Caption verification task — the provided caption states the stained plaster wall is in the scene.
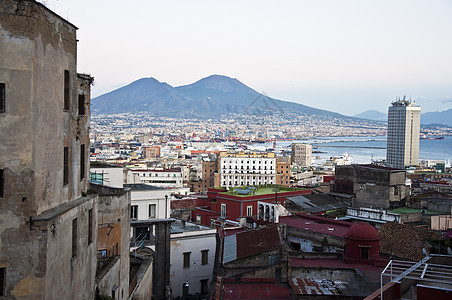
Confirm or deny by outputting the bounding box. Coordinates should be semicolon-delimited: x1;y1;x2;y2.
223;248;287;282
336;165;407;209
0;0;93;298
96;257;121;299
40;195;98;300
93;184;131;300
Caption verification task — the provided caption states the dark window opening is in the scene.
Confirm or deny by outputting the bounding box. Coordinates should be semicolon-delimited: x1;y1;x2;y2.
131;205;138;219
72;218;77;258
360;247;370;260
200;279;208;294
183;252;191;268
0;83;5;113
182;282;189;297
64;70;70;111
0;268;4;296
78;94;85;115
63;147;69;186
88;209;93;245
291;242;301;251
80;144;85;180
0;169;4;198
201;250;208;265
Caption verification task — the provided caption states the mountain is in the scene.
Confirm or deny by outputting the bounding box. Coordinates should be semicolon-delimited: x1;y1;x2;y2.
353;110;387;122
421;109;452;127
91;75;353;119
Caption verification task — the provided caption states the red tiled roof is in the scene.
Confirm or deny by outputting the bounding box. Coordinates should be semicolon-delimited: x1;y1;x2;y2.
279;213;351;238
235;226;281;260
378;223;440;261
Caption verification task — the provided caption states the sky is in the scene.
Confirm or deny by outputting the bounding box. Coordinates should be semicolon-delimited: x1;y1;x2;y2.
40;0;452;115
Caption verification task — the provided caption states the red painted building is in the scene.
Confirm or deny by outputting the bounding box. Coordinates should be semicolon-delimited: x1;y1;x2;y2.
193;187;311;226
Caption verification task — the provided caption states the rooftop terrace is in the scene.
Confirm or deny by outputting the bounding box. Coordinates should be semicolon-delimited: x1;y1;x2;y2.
221;185;304;197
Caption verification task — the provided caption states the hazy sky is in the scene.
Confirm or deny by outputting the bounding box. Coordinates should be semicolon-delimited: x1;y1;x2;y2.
41;0;452;115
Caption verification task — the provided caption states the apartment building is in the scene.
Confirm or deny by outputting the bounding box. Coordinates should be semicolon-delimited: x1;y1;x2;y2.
129;168;184;187
291;143;312;167
386;97;421;169
215;152;277;189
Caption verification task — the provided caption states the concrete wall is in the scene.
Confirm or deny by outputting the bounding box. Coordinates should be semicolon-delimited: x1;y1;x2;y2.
336;165;407;209
130;257;153;300
96;257;121;299
0;1;95;298
224;248;287;282
93;184;131;300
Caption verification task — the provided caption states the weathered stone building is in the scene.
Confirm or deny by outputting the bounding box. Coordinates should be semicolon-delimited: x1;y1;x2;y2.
0;1;125;299
334;164;408;209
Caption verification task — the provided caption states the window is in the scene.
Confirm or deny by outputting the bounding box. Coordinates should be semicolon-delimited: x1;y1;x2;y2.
149;204;156;218
131;205;138;219
72;218;77;258
182;282;189;297
64;70;70;111
88;209;93;245
200;279;208;294
0;83;5;113
80;144;85;180
220;203;226;218
0;169;3;198
63;147;69;185
360;247;370;260
201;250;208;265
0;268;4;296
246;206;253;216
196;215;201;223
183;252;191;268
78;94;85;115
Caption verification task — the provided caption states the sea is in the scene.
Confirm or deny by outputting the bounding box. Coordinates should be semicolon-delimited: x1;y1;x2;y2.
256;136;452;165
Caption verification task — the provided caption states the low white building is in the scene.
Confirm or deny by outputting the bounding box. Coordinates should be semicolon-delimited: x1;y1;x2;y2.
124;184;190;220
128;168;184;188
90;167;125;188
170;220;217;298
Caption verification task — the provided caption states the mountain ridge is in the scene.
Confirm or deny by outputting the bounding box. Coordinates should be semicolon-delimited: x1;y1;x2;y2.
91;75;348;119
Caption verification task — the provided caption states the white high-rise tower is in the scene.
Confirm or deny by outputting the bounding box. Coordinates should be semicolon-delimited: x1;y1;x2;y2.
386;97;421;169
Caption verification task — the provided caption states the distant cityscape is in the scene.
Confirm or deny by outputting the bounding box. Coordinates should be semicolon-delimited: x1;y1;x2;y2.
1;1;452;300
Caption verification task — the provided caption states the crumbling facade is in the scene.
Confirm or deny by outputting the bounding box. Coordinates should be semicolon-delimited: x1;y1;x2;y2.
334;164;408;209
0;1;97;298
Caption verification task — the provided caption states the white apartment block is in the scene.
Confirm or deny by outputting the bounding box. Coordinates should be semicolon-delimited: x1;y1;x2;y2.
125;184;189;221
170;220;216;298
386;97;421;169
129;168;184;187
291;143;312;167
219;152;276;189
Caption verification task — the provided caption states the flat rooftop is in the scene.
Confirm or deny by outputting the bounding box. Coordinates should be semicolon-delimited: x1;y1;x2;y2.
124;184;166;191
171;219;212;234
221;186;304;197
